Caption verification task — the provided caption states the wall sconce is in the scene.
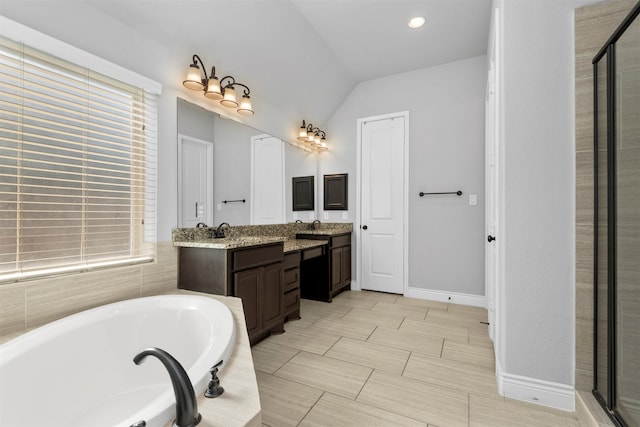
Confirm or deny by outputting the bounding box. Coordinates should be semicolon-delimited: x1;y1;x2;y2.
297;120;328;151
183;54;254;116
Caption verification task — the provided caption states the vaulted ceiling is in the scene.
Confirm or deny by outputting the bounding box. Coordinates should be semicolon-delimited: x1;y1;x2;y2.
1;0;492;126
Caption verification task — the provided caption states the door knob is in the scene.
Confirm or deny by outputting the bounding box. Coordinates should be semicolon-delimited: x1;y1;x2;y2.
487;235;496;242
362;225;368;230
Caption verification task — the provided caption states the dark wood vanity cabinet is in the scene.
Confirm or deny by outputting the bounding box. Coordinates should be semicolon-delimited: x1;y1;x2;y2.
233;260;284;341
330;235;352;291
178;243;284;345
231;245;285;344
297;232;352;302
283;251;301;321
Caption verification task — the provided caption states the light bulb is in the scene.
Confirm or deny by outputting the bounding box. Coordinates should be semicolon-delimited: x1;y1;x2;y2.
408;16;425;29
204;77;223;100
183;64;204;90
237;94;254;116
220;86;238;108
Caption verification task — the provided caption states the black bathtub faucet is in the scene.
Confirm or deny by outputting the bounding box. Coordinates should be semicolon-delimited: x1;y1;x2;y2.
133;347;201;427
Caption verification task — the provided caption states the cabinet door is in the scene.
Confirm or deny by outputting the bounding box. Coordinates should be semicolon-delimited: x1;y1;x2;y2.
330;247;343;291
342;245;351;285
234;268;262;338
262;263;284;330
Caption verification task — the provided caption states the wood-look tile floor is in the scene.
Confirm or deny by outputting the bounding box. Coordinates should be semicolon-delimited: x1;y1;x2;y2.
251;290;582;427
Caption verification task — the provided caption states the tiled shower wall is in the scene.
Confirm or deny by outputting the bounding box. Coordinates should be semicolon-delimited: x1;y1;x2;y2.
574;0;637;393
0;241;177;339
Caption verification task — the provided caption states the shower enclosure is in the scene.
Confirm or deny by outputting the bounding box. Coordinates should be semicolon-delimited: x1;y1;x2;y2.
593;2;640;426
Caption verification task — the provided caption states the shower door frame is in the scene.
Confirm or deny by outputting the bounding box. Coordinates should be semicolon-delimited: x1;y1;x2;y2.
592;3;640;427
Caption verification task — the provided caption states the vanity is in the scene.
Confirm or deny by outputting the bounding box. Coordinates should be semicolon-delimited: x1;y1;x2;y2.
173;223;352;345
296;230;352;303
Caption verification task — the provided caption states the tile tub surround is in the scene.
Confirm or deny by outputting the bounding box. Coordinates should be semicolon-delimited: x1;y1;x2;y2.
253;290;583;427
0;241;178;339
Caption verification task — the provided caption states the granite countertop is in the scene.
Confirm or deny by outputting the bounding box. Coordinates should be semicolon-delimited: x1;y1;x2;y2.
296;228;352;236
283;238;328;253
174;236;328;254
173;236;285;249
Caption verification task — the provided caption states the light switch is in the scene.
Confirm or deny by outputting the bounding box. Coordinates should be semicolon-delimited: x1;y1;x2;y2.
469;194;477;206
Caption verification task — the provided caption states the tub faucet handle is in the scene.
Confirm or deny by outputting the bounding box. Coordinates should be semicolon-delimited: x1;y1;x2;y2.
205;360;224;398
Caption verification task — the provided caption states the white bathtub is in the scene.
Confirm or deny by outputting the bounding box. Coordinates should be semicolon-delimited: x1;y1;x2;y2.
0;294;236;427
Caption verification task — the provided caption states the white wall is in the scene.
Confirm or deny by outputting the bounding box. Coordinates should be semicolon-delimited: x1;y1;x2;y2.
323;55;487;297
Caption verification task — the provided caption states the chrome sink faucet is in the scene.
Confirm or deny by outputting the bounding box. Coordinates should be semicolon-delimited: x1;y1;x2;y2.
214;222;231;238
133;347;201;427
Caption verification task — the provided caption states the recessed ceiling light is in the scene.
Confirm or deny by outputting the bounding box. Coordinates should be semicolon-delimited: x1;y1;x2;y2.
408;16;425;29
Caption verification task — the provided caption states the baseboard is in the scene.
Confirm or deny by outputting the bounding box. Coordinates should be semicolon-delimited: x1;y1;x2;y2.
404;286;486;308
498;371;575;412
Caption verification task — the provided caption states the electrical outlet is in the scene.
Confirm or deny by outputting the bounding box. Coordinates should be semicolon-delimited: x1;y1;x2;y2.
342;212;348;220
292;212;298;220
469;194;477;206
323;211;329;220
217;203;222;211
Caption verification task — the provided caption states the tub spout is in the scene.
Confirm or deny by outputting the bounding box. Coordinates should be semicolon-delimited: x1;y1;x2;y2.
134;348;201;427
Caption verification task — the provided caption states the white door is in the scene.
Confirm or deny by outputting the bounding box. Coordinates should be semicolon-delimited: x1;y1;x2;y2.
358;113;407;294
251;135;285;224
177;134;213;228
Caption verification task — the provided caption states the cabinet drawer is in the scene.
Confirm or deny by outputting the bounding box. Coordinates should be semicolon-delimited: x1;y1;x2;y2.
284;267;300;292
302;246;323;260
330;234;351;248
283;251;301;269
233;244;283;271
284;288;300;312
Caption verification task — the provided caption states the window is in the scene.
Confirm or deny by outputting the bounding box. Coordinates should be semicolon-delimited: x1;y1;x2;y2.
0;32;158;283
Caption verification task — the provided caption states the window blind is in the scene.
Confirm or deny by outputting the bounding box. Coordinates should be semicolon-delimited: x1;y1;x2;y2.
0;36;157;282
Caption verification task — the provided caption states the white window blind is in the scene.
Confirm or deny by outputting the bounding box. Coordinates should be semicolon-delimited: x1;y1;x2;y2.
0;35;157;282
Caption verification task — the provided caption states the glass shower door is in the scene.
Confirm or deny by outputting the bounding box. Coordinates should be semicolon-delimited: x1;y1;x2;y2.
593;3;640;426
615;13;640;426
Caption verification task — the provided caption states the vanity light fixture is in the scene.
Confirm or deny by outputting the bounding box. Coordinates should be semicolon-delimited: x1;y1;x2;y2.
183;54;254;116
297;120;328;151
408;16;426;29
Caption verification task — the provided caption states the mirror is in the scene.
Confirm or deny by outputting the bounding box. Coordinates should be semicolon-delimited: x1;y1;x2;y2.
177;98;318;227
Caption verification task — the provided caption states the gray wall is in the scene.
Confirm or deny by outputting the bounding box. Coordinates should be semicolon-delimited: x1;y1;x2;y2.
323;55;487;297
177;98;215;142
285;144;318;223
212;117;257;225
496;0;585;388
